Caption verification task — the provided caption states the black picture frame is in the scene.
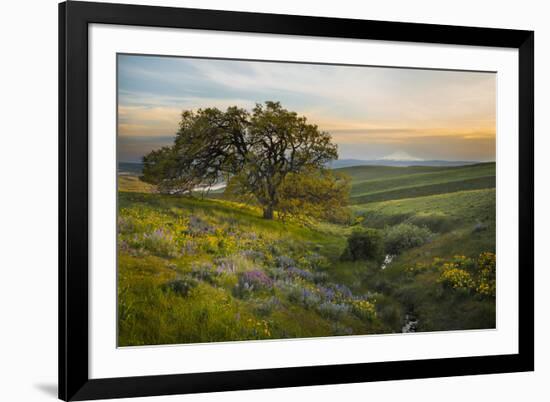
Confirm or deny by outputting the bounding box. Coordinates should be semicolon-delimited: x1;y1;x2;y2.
59;1;534;400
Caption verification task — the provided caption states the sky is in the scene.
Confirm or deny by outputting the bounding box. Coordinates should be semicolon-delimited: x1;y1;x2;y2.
117;54;496;163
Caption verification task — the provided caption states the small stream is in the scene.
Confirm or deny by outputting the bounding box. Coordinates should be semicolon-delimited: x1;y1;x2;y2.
380;254;394;270
402;314;419;333
378;255;419;333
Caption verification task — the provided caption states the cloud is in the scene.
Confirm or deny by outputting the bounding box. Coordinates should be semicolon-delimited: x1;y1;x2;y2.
117;97;256;137
117;55;496;161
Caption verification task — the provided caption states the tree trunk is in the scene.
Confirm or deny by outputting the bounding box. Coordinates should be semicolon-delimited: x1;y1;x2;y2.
262;205;274;219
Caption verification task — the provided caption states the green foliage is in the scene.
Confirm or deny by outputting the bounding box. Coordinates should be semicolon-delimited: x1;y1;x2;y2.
277;169;351;224
349;299;377;321
317;302;350;321
341;228;384;262
353;189;496;259
383;223;432;255
476;252;496;297
142;101;340;219
384;253;496;332
411;253;496;299
163;276;199;297
438;265;476;292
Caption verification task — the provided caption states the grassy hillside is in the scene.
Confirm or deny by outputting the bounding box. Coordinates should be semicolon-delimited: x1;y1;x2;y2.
118;174;155;193
349;185;496;333
338;162;495;204
117;161;496;345
353;188;495;229
117;191;389;346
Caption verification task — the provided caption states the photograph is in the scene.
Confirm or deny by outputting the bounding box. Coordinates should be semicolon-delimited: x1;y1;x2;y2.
116;54;497;347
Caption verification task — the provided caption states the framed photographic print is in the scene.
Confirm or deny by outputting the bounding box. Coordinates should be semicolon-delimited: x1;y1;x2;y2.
59;1;534;400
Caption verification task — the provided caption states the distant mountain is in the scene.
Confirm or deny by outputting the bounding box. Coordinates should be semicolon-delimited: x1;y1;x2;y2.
121;159;483;174
328;159;482;168
379;151;424;162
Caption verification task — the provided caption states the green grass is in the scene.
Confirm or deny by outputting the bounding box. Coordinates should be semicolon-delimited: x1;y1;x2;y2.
349;189;496;332
117;161;496;345
117;191;386;346
353;189;495;257
353;188;495;226
118;174;155;193
342;162;495;203
351;176;495;204
336;164;453;182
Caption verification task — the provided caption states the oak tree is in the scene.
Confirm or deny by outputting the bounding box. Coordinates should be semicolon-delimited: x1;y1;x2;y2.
142;101;343;219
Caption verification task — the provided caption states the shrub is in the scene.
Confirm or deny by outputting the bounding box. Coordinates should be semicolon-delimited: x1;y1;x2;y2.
234;270;273;298
316;285;336;302
383;223;432;255
341;228;384;262
253;297;281;316
476;252;496;297
429;253;495;297
279;280;321;308
286;266;315;281
438;267;475;292
330;283;353;300
162;276;198;297
317;301;350;321
349;299;377;321
240;270;273;289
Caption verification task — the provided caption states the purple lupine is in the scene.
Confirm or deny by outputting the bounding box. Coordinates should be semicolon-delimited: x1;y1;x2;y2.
317;285;336;302
186;215;214;236
333;283;353;299
317;301;350;320
286;266;314;281
240;270;273;289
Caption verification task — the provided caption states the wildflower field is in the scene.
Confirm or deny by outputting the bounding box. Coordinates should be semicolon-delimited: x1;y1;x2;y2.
118;162;496;346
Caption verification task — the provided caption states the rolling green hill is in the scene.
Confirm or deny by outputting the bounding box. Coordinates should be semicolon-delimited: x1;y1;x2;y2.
337;162;495;204
117;161;496;343
353;188;495;251
117;191;388;346
349;188;496;331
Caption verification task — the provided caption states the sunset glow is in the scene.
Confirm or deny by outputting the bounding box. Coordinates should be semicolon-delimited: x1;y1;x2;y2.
118;54;496;162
